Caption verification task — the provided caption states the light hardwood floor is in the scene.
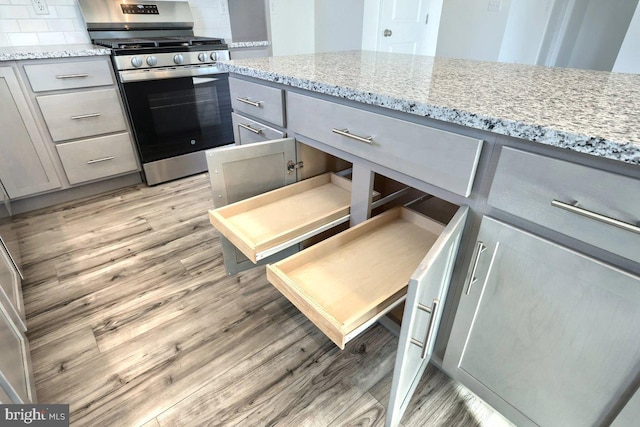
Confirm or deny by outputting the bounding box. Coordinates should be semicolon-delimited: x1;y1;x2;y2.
17;173;510;427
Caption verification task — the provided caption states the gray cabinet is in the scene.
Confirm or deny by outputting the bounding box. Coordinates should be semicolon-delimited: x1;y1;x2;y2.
0;67;61;198
443;216;640;427
0;297;36;403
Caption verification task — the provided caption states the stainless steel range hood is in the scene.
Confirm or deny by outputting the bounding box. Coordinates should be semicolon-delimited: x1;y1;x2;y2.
78;0;194;31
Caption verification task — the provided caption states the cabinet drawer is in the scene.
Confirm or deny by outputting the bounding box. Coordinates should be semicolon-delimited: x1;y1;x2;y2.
209;172;378;263
230;78;285;126
287;92;483;197
37;89;127;142
232;112;285;145
488;147;640;264
267;206;456;349
24;59;114;92
56;133;138;185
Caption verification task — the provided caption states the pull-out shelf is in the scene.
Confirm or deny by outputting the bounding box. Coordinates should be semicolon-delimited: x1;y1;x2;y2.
267;207;448;349
209;172;370;263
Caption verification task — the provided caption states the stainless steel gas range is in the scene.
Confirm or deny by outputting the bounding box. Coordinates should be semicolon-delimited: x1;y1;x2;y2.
78;0;234;185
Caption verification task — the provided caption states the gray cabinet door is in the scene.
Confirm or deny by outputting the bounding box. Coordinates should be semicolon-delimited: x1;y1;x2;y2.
443;217;640;427
0;67;61;199
0;242;25;332
206;138;300;275
0;300;36;403
386;206;469;427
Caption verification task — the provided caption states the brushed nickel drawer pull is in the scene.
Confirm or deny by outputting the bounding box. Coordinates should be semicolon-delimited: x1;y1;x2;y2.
409;299;440;359
86;156;114;165
236;97;262;107
551;200;640;235
56;73;89;79
71;113;101;120
332;128;373;145
238;123;263;134
466;241;487;295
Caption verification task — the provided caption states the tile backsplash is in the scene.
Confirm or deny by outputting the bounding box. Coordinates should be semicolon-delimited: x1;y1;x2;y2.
0;0;232;47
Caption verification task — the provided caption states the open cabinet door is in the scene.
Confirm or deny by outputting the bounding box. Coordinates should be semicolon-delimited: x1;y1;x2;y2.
206;138;299;275
386;206;469;427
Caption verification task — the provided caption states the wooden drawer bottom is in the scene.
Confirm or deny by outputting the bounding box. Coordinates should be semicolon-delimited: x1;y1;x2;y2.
267;207;446;349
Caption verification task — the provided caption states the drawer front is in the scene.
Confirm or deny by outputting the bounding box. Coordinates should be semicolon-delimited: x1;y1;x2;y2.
232;112;285;145
37;89;127;142
56;133;139;185
229;78;285;126
488;147;640;263
24;59;114;92
287;92;483;197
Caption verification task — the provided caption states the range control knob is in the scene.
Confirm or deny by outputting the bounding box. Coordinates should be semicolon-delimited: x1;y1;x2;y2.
210;52;218;61
146;56;158;66
173;54;184;65
130;56;143;68
197;53;207;62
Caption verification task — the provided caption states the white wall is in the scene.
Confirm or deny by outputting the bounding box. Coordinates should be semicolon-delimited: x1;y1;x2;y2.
498;0;554;64
269;0;315;56
613;1;640;73
435;0;512;61
314;0;363;53
0;0;232;48
361;0;380;50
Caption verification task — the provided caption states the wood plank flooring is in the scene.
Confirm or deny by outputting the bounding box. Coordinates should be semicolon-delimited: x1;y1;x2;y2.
17;173;511;427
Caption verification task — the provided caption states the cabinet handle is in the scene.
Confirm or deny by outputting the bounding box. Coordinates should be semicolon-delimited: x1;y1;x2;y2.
465;241;487;295
332;128;373;145
71;113;101;120
236;97;262;107
86;156;114;165
551;200;640;235
238;123;263;134
409;299;440;359
56;73;89;79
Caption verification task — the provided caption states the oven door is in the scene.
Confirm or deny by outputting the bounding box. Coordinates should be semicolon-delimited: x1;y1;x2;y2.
121;71;234;164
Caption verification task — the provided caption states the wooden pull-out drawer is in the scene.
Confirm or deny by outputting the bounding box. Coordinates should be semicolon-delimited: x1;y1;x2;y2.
56;133;139;185
232;112;285;145
230;78;285;127
24;58;114;92
37;88;127;142
209;172;375;263
488;147;640;264
267;206;453;349
287;92;483;197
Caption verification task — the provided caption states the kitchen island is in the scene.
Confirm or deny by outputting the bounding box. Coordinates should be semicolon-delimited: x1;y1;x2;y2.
215;51;640;427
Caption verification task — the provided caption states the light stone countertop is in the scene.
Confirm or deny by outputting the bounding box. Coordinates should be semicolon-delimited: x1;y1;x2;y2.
220;51;640;165
0;44;111;61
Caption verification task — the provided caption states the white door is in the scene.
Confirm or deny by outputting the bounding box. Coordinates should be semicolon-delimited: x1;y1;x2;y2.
376;0;434;54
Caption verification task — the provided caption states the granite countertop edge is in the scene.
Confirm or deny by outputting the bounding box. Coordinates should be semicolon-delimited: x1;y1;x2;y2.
220;62;640;166
0;45;111;62
228;41;270;49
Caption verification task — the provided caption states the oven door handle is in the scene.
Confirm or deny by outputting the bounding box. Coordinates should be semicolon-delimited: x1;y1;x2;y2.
119;66;226;83
192;77;220;85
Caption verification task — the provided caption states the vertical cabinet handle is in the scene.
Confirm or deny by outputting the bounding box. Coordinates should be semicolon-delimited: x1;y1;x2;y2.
465;241;486;295
410;299;440;359
551;200;640;235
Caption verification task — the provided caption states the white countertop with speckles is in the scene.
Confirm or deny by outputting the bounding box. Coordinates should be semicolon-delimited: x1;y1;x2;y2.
0;44;111;61
220;51;640;165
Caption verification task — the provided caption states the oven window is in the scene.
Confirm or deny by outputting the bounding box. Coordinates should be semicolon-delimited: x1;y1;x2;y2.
122;73;234;163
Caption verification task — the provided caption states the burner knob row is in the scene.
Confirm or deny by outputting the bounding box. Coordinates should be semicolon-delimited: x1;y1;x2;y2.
197;52;218;62
173;54;184;65
146;56;157;66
